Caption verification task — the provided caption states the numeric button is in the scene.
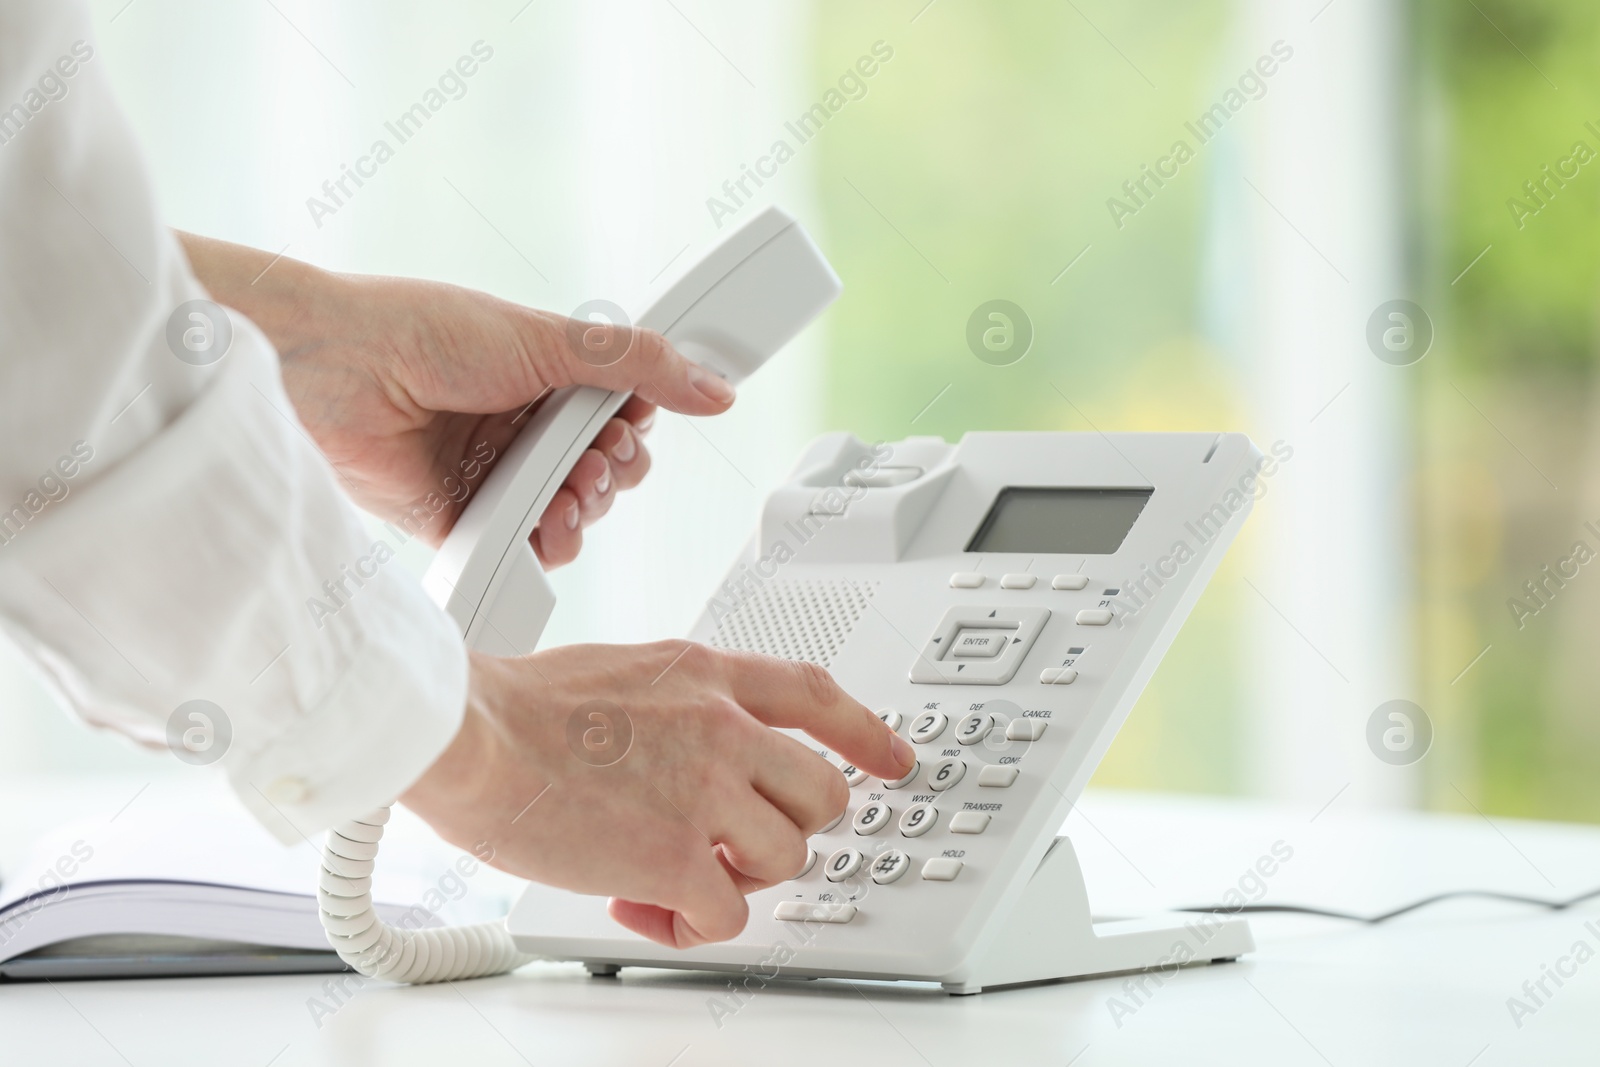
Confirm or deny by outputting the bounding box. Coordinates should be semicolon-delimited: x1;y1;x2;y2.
870;849;912;885
883;760;919;790
852;801;893;835
825;848;865;881
875;708;903;731
836;760;869;787
899;803;938;837
928;757;967;791
955;712;995;745
909;711;947;744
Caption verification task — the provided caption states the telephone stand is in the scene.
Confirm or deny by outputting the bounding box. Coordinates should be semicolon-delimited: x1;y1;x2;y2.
938;836;1254;995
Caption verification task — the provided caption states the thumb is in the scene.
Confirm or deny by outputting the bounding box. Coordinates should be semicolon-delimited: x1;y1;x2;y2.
548;315;736;416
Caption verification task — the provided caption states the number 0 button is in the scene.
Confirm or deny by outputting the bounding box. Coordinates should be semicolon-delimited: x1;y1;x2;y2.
825;848;865;881
899;802;938;837
909;711;948;744
853;802;892;835
928;757;967;791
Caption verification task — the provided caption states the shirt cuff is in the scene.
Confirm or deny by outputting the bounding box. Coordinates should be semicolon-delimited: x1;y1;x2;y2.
232;598;468;845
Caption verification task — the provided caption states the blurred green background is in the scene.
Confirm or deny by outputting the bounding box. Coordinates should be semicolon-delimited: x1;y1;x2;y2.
809;0;1600;822
4;0;1593;826
809;1;1251;797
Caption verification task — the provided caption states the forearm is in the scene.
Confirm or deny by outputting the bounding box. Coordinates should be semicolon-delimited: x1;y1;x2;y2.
175;231;336;354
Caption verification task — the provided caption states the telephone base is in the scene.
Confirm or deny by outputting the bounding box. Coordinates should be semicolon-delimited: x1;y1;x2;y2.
511;834;1253;995
932;835;1254;995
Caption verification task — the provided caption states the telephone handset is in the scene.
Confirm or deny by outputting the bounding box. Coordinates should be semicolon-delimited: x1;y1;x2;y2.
315;208;843;983
423;206;842;657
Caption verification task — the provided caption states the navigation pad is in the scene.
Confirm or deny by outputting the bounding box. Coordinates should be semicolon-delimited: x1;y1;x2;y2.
909;607;1050;685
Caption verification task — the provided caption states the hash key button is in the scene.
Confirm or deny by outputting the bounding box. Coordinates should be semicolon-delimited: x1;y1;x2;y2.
921;858;964;882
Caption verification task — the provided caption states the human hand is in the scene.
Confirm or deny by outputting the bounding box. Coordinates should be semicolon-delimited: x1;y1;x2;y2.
401;644;917;948
178;233;732;566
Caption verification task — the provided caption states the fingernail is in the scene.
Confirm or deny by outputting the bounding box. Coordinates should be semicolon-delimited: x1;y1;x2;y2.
687;363;735;404
611;426;637;463
635;411;655;434
891;733;915;772
594;467;611;495
565;502;580;529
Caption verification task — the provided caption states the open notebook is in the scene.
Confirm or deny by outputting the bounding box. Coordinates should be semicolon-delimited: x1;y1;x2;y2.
0;787;519;980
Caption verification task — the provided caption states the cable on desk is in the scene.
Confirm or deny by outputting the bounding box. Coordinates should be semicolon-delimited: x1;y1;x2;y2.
1176;883;1600;924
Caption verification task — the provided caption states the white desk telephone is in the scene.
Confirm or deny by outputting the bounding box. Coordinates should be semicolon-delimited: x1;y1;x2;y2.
317;207;1258;994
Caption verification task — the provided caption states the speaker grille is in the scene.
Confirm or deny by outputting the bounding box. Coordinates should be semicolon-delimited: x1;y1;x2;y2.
709;579;878;668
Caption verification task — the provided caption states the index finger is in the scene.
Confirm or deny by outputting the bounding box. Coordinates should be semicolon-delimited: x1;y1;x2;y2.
718;651;914;781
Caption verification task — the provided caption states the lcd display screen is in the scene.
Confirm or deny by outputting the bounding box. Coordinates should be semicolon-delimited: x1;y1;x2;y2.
965;487;1153;555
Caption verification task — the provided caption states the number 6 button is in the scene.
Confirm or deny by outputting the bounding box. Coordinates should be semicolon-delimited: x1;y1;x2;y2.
928;757;967;791
909;711;947;744
853;801;892;835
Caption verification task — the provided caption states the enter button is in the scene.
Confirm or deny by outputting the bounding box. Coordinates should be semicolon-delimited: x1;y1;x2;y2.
949;629;1009;659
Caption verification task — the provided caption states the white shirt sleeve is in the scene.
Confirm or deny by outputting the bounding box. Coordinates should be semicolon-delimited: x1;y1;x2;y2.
0;1;467;843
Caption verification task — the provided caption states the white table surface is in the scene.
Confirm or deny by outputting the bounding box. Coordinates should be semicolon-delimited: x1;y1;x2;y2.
2;774;1597;1066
